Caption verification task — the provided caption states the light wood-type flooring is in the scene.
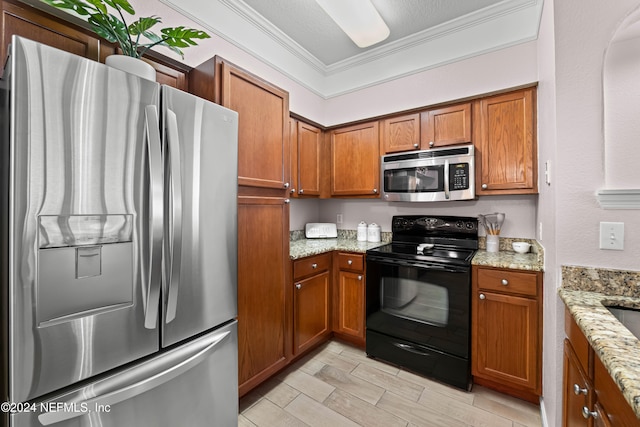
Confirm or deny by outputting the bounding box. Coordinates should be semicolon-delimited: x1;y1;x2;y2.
239;340;542;427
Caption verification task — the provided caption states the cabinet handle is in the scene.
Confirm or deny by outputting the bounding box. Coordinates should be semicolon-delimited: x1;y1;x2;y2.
358;275;362;281
299;189;304;194
413;143;419;148
284;182;290;189
582;407;598;419
429;141;434;147
482;184;488;189
501;279;508;286
573;384;588;396
311;263;318;269
347;260;353;265
295;283;301;290
373;188;378;194
284;199;290;204
479;293;486;300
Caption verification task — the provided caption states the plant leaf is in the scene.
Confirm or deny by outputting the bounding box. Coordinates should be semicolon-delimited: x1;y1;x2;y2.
41;0;95;16
160;26;210;48
85;0;107;15
102;0;135;15
88;13;134;55
129;17;161;35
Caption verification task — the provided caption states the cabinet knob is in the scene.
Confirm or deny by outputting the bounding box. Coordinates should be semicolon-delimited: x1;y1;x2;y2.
582;407;598;420
284;199;290;204
429;141;434;147
299;189;304;194
373;188;378;194
284;182;290;189
295;283;301;290
479;293;486;300
573;384;588;396
501;279;509;286
482;184;488;189
347;260;353;265
290;188;296;194
413;143;419;148
358;275;362;281
312;263;318;269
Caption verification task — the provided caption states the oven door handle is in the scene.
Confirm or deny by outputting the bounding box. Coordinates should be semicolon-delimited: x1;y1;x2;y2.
444;159;450;200
370;257;468;273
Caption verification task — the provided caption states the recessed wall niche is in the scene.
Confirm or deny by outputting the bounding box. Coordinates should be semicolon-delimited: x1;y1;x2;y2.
599;5;640;208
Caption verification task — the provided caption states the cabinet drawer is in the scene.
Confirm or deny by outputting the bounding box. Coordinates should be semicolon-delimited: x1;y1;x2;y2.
337;253;364;271
565;309;591;374
476;268;538;297
293;253;331;279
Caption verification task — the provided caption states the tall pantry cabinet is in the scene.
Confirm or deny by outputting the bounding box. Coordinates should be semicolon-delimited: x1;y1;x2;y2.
190;57;291;396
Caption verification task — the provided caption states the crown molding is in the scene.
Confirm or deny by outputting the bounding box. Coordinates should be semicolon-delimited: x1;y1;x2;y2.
596;189;640;209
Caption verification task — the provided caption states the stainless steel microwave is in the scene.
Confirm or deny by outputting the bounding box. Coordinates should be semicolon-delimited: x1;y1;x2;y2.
381;145;475;202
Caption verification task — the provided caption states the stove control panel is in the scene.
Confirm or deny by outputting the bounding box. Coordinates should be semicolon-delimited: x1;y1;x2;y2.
391;215;478;235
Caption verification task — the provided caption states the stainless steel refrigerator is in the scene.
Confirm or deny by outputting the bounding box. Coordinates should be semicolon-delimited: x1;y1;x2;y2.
1;36;239;426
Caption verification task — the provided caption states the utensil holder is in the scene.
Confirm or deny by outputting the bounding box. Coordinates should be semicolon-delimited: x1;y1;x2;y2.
486;235;499;253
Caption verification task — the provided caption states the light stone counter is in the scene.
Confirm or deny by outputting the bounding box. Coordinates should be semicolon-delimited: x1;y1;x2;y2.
289;237;388;260
560;266;640;419
471;237;544;271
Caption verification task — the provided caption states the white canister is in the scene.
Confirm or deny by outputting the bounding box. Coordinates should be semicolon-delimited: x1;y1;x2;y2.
357;221;368;241
367;223;381;242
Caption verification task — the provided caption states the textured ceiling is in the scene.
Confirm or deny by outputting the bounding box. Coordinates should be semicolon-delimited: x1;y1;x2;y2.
240;0;504;65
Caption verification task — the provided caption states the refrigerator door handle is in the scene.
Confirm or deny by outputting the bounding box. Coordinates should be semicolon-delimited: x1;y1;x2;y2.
164;108;183;323
37;329;231;425
144;105;163;329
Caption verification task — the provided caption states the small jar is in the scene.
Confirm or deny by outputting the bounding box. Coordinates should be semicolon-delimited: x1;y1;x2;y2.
357;221;368;241
367;223;381;242
486;235;499;253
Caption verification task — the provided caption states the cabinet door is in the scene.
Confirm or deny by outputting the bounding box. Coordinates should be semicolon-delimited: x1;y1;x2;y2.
0;0;113;76
237;195;290;396
593;354;639;426
293;271;330;355
330;121;380;197
475;88;537;194
335;270;365;343
563;340;591;427
421;103;471;149
472;290;539;393
296;121;322;196
380;113;420;154
219;61;290;190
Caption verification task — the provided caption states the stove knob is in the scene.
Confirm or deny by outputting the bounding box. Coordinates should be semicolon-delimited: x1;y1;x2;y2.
456;221;464;228
465;222;475;229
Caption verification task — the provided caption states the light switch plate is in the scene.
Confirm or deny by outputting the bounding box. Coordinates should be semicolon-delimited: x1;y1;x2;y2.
599;222;624;250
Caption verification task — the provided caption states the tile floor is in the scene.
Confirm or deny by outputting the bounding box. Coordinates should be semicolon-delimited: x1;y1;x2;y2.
239;340;542;427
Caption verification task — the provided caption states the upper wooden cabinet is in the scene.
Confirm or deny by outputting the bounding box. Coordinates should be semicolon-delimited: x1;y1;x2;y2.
290;118;323;197
474;88;537;195
0;0;113;75
380;113;420;154
421;103;472;149
330;121;380;197
190;57;290;190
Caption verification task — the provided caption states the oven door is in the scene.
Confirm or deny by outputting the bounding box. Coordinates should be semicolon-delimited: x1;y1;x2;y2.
365;256;471;358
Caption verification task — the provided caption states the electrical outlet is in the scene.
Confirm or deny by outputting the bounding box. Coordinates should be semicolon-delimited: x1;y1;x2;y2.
337;214;343;224
545;160;551;185
538;222;543;240
599;222;624;250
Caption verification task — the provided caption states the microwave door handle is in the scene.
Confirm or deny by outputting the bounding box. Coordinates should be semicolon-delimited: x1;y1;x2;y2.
444;160;450;200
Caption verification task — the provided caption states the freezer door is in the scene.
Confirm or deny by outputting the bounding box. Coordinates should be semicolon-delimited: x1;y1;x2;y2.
11;321;239;427
5;37;161;402
161;86;238;347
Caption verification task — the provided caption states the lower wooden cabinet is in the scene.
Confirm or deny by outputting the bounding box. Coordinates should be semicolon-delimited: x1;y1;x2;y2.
333;252;365;346
471;266;542;402
237;193;290;397
563;308;640;426
292;253;331;355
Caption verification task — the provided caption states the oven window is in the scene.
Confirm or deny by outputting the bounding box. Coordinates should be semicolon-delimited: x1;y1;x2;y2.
383;166;444;193
381;273;449;327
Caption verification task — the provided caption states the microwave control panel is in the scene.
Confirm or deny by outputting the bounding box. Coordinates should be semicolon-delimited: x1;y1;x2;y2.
449;163;470;190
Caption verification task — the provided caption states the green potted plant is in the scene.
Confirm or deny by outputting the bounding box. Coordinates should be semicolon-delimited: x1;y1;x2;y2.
42;0;210;78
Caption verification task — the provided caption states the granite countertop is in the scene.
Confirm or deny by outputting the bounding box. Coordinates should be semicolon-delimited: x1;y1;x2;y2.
560;266;640;419
471;237;544;271
290;237;386;260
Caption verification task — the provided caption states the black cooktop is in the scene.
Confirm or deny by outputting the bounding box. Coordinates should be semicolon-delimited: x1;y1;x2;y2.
366;215;479;266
